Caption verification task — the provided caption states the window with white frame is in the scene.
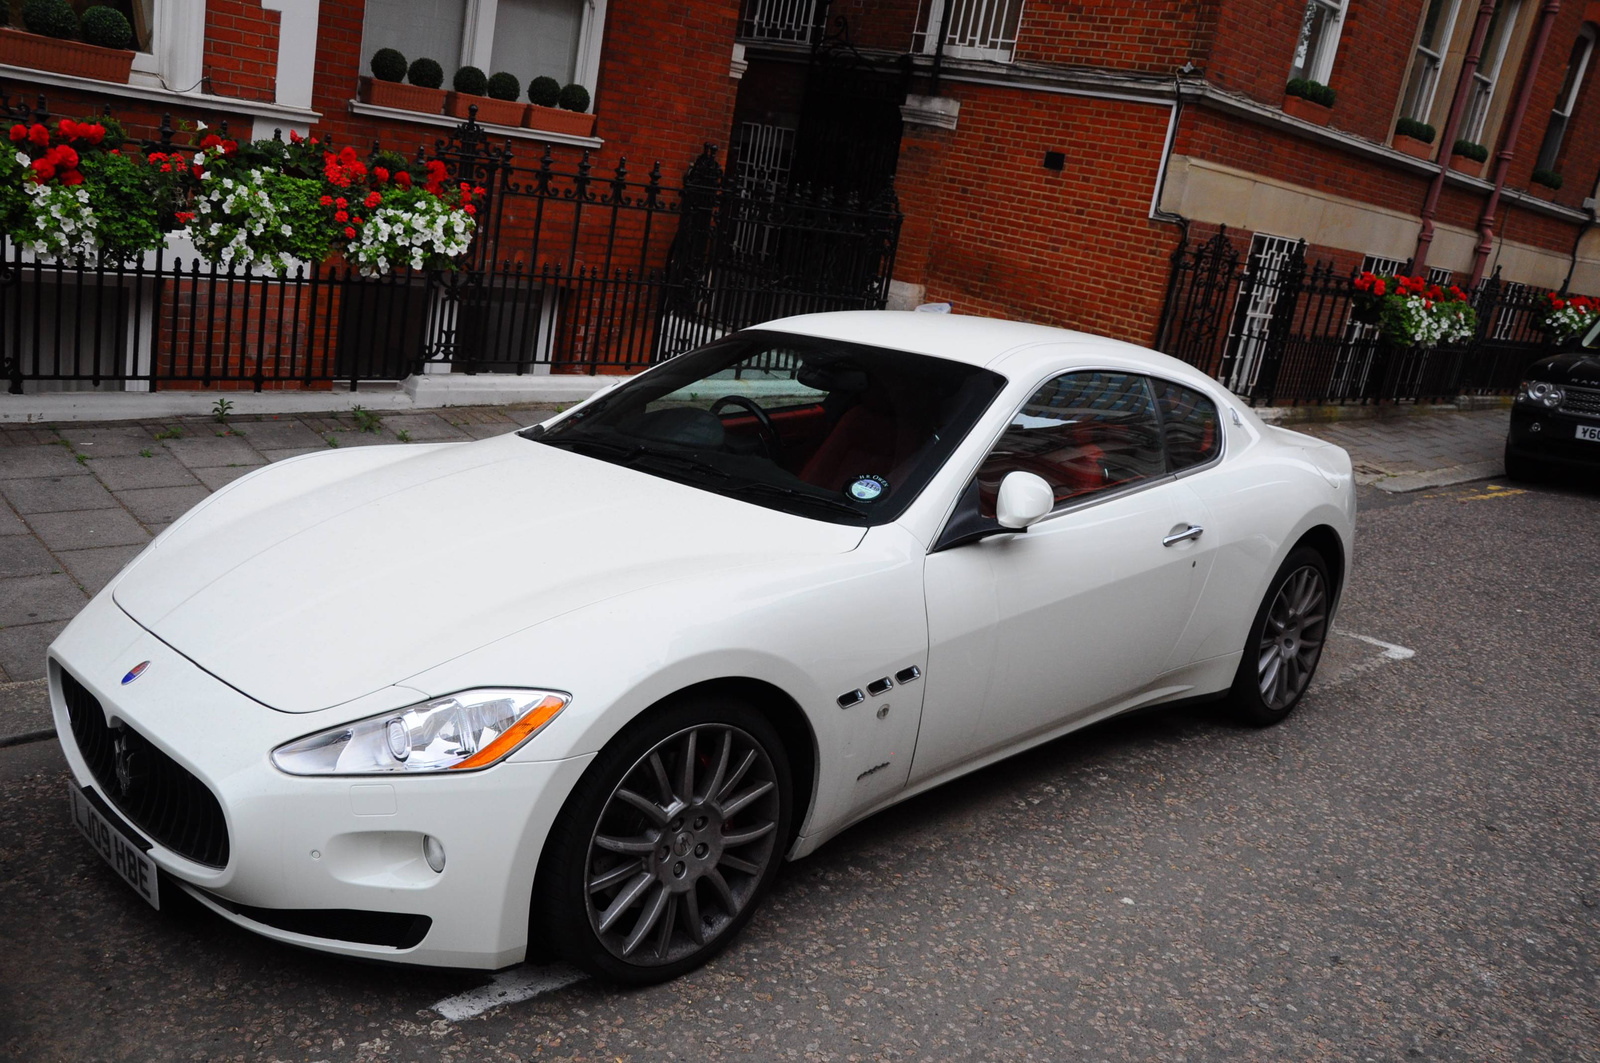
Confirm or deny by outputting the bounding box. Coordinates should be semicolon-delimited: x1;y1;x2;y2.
1400;0;1462;121
1535;24;1596;171
360;0;606;96
1426;266;1454;287
1461;0;1522;143
1289;0;1350;83
737;0;820;43
913;0;1024;62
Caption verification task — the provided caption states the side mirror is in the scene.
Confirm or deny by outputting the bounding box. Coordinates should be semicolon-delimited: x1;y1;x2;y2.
996;471;1055;530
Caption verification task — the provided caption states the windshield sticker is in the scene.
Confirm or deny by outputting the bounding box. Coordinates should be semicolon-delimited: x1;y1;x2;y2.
847;475;889;502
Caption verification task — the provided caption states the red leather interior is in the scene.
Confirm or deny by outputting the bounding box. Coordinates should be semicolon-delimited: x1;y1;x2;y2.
799;404;899;490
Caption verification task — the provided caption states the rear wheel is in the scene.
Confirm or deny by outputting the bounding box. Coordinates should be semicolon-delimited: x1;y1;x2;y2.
1229;547;1331;726
534;696;791;984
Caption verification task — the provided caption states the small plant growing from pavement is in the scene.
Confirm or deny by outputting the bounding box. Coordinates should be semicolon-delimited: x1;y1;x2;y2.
487;72;520;102
396;429;411;443
325;434;340;447
212;396;233;423
154;426;182;440
351;405;384;433
528;76;561;107
370;47;408;83
139;448;152;458
558;83;591;112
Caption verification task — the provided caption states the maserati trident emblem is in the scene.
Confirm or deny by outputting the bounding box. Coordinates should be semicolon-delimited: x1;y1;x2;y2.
112;734;146;797
121;661;149;685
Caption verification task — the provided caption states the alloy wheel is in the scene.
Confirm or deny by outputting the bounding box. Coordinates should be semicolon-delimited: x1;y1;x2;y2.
584;723;781;966
1257;564;1328;711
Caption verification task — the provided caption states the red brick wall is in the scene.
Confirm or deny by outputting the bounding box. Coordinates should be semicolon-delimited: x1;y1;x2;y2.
205;1;282;103
1015;0;1218;72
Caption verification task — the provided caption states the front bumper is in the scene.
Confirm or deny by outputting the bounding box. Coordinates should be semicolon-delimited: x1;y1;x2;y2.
1506;404;1600;473
49;592;594;969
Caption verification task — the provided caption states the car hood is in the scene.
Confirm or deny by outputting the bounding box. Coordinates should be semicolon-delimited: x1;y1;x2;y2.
113;434;866;713
1524;351;1600;388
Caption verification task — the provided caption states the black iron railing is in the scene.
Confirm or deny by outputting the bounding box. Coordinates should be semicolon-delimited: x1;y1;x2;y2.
1156;227;1568;406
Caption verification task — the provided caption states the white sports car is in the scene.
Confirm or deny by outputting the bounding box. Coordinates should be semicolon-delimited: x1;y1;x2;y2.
50;312;1354;982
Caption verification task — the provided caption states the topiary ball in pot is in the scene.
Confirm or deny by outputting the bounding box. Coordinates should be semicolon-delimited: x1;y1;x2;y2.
370;47;408;83
486;71;520;101
81;5;134;49
22;0;80;40
408;57;444;88
528;76;561;107
557;83;590;113
453;65;488;96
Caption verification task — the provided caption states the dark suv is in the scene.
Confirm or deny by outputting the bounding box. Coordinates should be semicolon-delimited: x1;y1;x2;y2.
1505;319;1600;482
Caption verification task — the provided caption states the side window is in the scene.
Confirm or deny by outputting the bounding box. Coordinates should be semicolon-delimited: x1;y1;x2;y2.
1152;379;1222;471
977;371;1166;516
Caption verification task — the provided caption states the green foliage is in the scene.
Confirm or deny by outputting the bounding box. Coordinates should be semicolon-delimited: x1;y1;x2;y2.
487;72;520;101
1284;78;1334;106
395;429;411;443
372;149;409;174
22;0;77;39
154;426;182;440
1394;117;1435;144
350;405;383;433
325;434;340;448
528;76;561;107
1453;139;1488;162
139;448;152;458
1531;168;1563;189
370;47;407;83
78;151;164;261
408;57;444;89
80;5;133;49
453;65;488;96
0;147;25;237
267;172;339;264
558;83;591;113
211;397;233;423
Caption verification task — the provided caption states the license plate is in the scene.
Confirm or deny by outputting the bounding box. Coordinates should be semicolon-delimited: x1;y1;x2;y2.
68;784;159;910
1577;425;1600;442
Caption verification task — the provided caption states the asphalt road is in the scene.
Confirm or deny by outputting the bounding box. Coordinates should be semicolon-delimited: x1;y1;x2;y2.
1;477;1596;1062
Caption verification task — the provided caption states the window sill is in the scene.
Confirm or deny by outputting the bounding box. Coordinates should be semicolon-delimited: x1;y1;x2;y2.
0;62;319;125
347;100;604;150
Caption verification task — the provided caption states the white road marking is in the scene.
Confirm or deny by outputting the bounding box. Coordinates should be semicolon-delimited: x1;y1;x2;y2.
432;964;586;1022
1335;631;1416;660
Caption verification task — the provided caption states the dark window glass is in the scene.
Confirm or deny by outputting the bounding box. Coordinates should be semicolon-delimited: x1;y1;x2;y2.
1152;379;1221;471
976;371;1165;515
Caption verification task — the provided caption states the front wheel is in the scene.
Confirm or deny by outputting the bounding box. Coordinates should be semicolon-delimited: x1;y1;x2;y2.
1228;547;1332;726
534;696;792;984
1502;444;1546;483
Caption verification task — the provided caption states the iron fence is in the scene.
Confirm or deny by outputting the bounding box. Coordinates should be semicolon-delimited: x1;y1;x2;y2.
0;95;901;393
1155;228;1565;406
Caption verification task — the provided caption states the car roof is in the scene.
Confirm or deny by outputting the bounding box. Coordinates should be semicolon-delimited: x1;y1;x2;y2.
755;310;1196;377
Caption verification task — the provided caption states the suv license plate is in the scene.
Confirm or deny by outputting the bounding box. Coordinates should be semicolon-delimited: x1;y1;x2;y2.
1576;425;1600;442
68;784;160;910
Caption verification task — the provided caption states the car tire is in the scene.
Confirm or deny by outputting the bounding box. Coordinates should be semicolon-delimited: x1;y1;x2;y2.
1502;445;1545;483
1228;546;1332;727
533;694;792;984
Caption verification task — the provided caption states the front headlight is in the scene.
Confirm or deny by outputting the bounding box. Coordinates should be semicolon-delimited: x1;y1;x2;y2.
271;688;570;776
1518;380;1565;408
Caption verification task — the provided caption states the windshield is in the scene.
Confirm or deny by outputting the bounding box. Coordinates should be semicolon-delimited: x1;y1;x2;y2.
526;330;1006;525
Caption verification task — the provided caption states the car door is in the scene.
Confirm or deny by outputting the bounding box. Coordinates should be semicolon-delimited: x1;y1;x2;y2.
910;370;1211;785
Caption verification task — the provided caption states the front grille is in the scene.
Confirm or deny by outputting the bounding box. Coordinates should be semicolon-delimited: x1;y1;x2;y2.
61;669;230;868
1559;384;1600;418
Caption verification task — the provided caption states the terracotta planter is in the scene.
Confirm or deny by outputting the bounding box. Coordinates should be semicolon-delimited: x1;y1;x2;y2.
445;92;527;127
523;103;597;138
1393;133;1435;160
0;26;133;83
1282;93;1332;126
1530;182;1561;201
1449;154;1485;178
358;76;445;115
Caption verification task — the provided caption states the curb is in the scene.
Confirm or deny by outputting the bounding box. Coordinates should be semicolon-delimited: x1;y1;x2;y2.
1256;397;1512;425
1370;459;1505;493
0;679;52;748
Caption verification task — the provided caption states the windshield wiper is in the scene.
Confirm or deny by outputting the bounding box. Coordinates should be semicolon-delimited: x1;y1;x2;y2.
720;480;866;520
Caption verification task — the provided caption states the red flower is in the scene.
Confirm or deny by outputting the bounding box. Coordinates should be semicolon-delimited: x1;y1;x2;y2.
201;133;222;150
28;123;49;146
473;185;485;196
289;129;303;143
364;191;381;209
352;216;363;225
53;145;79;169
59;169;83;186
58;118;77;139
334;210;349;222
373;166;389;183
319;194;333;206
1553;298;1567;310
344;226;356;239
223;139;238;155
335;197;347;208
175;211;194;224
339;145;358;164
161;163;173;172
9;124;26;143
83;123;105;145
464;203;476;215
109;148;120;155
1373;279;1387;296
395;170;412;189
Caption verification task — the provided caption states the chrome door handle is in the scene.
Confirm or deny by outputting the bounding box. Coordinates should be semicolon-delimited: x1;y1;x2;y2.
1163;523;1204;547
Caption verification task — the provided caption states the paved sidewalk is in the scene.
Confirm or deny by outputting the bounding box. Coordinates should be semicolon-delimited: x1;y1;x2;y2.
1295;406;1510;491
0;402;557;683
0;401;1512;688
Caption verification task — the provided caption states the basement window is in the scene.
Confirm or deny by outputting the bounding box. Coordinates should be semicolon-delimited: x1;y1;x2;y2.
913;0;1024;63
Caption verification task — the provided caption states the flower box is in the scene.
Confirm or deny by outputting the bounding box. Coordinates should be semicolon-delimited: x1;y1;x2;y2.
523;103;596;138
1282;94;1332;126
0;26;133;83
1393;133;1435;160
358;76;446;115
1449;154;1484;178
445;92;527;127
1530;182;1560;201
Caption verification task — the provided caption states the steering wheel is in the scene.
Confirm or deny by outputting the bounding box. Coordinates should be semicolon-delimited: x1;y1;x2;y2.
709;395;784;464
